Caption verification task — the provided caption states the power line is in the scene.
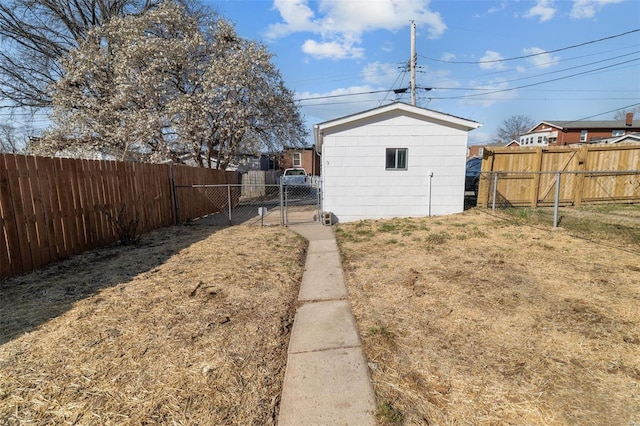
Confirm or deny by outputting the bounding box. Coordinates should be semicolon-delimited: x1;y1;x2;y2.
420;28;640;64
427;57;640;100
296;56;639;104
427;50;640;91
296;89;395;102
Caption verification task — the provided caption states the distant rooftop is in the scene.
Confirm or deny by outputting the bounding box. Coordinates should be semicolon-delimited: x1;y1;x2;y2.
541;120;639;129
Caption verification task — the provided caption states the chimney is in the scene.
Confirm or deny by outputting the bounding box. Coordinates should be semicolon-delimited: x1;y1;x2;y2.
626;112;633;127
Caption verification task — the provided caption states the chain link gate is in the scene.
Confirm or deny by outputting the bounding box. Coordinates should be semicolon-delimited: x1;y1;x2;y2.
174;178;322;226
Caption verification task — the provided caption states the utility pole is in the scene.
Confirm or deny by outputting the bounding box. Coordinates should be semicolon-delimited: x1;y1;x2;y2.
410;20;416;106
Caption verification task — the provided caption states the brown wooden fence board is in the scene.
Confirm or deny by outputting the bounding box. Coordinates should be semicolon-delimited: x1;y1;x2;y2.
21;155;43;270
82;160;98;247
478;144;640;208
0;156;13;275
53;157;71;258
87;160;105;245
1;154;238;278
1;155;22;275
64;158;81;252
38;156;62;262
26;156;49;267
48;158;65;260
9;155;33;273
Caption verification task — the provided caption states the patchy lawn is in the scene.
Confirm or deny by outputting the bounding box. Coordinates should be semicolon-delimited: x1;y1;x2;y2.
336;207;640;425
0;223;306;425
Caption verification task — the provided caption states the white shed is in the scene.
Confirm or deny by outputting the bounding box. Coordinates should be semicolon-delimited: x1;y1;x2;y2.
313;102;481;223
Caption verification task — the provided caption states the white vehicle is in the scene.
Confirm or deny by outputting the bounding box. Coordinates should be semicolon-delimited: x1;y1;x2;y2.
280;168;311;186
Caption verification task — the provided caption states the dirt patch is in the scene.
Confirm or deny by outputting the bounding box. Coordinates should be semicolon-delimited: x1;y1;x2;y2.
336;209;640;425
0;223;306;425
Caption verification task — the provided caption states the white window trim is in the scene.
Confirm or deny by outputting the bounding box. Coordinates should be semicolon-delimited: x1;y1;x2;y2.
386;148;408;171
580;130;588;142
292;152;302;167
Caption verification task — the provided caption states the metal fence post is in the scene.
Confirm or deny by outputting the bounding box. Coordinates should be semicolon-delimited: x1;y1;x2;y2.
317;181;322;222
553;172;561;228
279;183;285;226
492;172;498;211
227;185;232;224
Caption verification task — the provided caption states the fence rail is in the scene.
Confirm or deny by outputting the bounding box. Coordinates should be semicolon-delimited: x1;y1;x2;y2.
172;183;321;227
477;144;640;208
482;170;640;226
1;154;238;278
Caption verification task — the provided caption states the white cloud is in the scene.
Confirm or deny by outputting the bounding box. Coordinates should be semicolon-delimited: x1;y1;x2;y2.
440;52;456;62
524;0;556;22
523;47;560;69
487;1;508;14
460;78;517;108
361;62;400;85
381;41;394;53
302;39;364;60
266;0;319;38
479;50;505;70
297;85;391;122
570;0;624;19
267;0;447;60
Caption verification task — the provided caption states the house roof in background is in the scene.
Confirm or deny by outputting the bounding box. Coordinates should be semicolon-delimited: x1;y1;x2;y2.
529;120;640;132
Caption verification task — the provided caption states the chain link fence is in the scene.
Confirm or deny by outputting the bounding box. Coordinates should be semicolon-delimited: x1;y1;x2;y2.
479;169;640;227
174;180;322;226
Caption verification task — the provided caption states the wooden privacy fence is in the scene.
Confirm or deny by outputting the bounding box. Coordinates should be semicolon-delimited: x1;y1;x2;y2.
240;170;281;198
477;144;640;208
1;154;239;278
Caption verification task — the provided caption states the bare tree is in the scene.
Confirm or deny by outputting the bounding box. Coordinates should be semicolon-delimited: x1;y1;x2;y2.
0;122;31;153
0;123;20;153
613;106;640;120
494;114;535;143
0;0;170;110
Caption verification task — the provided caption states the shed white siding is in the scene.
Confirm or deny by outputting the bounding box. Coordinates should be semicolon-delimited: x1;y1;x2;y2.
316;103;480;223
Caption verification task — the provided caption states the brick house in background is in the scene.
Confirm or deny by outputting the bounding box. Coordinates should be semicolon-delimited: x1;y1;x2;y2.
468;140;519;158
519;113;640;147
281;147;321;176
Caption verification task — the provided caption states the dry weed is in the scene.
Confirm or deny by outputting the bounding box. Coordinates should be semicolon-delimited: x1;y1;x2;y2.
0;223;306;425
337;209;640;425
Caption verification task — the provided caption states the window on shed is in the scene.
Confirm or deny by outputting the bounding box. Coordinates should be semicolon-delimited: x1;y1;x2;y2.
292;152;302;167
386;148;408;170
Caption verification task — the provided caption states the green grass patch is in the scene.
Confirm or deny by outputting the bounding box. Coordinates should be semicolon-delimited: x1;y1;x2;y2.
425;231;450;245
500;204;640;246
376;401;404;425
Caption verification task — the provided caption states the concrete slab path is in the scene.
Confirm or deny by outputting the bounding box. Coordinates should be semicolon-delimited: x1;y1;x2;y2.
278;223;376;426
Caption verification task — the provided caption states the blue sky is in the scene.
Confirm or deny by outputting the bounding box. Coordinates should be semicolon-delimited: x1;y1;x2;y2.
210;0;640;146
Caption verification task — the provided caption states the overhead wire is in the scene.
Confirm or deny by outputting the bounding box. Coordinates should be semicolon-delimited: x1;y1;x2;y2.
296;56;639;103
419;28;640;64
418;57;640;100
424;50;640;90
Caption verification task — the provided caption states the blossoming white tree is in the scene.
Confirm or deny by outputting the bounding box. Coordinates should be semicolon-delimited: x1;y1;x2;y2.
39;2;306;166
0;0;166;109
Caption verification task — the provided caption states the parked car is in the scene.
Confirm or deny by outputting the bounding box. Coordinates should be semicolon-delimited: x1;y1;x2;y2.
280;168;311;187
465;157;482;195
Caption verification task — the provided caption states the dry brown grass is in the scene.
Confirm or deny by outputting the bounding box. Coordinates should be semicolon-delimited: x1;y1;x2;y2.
0;223;306;425
336;208;640;425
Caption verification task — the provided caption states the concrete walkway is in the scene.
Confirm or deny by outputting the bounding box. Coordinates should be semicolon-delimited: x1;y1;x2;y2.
278;223;376;426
